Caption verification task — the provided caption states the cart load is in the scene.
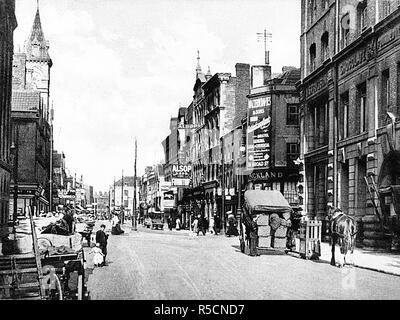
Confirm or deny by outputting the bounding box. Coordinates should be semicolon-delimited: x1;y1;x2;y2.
241;190;293;251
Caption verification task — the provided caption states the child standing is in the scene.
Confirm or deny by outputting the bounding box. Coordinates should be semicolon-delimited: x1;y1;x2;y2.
90;243;104;267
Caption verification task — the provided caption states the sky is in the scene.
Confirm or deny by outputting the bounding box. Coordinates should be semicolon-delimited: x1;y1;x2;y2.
14;0;301;191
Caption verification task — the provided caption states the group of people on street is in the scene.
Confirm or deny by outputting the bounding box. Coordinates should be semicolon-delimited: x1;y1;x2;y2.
90;211;127;267
191;213;224;236
93;224;109;267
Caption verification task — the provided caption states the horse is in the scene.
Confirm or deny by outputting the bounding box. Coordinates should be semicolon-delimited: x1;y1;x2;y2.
327;207;358;267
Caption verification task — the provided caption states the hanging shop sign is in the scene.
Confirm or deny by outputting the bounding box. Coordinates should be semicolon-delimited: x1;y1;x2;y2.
171;164;192;179
171;164;192;186
246;95;271;171
177;123;198;130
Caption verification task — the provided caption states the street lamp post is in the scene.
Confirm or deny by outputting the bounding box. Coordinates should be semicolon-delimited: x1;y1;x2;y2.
133;138;137;231
10;125;19;224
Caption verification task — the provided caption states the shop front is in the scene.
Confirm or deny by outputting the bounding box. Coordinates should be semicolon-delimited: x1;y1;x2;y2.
247;168;300;206
9;184;49;218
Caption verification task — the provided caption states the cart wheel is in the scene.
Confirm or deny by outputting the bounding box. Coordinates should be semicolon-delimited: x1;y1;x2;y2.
37;238;53;251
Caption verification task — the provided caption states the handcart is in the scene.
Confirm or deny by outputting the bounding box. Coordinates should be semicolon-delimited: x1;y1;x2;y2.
239;190;294;254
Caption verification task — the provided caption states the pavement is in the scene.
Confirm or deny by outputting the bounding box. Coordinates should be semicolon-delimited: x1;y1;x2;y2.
318;242;400;276
84;220;400;300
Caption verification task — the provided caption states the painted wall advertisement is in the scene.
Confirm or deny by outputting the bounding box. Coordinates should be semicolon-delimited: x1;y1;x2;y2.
246;96;271;170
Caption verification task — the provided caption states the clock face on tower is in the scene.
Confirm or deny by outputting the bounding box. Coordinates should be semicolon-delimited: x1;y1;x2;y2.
27;66;47;91
31;70;41;88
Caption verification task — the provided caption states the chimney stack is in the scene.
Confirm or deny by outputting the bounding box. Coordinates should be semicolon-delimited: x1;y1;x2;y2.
251;65;271;88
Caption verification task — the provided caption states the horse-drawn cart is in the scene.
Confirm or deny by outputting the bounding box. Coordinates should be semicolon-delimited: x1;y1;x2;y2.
0;212;89;300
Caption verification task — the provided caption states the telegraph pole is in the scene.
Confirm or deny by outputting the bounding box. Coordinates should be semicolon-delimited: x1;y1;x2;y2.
121;169;124;224
133;138;137;230
257;29;272;65
113;176;116;213
221;135;226;233
12;125;19;224
49;104;54;213
73;173;76;212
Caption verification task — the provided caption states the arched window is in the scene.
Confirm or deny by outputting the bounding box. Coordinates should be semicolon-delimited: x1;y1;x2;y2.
341;13;350;48
321;32;329;63
309;43;316;72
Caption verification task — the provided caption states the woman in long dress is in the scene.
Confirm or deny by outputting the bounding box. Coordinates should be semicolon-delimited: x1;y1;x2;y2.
192;216;199;235
111;213;124;235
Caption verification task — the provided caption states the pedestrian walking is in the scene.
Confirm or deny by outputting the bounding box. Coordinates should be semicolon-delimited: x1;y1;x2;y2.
248;217;260;257
226;212;239;237
95;224;109;265
167;217;172;230
213;214;220;235
192;216;199;235
204;217;209;233
176;217;181;230
197;215;206;236
111;213;124;235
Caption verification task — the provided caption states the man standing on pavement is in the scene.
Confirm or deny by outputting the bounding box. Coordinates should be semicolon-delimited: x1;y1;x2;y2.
96;224;109;266
249;217;259;257
213;214;220;235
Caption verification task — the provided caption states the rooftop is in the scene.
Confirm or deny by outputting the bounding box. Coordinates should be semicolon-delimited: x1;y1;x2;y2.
11;90;41;112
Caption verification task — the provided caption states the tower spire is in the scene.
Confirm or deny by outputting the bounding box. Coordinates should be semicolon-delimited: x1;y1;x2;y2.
24;1;50;60
196;50;202;78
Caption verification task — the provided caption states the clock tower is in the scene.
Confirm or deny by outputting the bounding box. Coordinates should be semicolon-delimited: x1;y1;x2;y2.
12;2;52;120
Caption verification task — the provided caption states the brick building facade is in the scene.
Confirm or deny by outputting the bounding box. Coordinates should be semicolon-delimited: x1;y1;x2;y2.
299;0;400;248
0;0;17;237
186;55;250;229
246;66;301;207
10;5;52;216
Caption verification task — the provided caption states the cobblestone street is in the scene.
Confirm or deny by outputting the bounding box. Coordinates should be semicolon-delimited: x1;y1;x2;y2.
85;222;400;300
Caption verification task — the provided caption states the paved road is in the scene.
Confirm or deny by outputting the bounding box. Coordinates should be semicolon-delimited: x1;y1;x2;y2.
85;221;400;300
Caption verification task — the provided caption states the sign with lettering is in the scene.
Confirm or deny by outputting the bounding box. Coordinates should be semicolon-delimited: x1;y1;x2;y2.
171;164;192;179
249;96;271;109
248;169;299;181
377;24;400;52
177;123;198;130
339;40;376;78
246;100;271;170
304;73;328;99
